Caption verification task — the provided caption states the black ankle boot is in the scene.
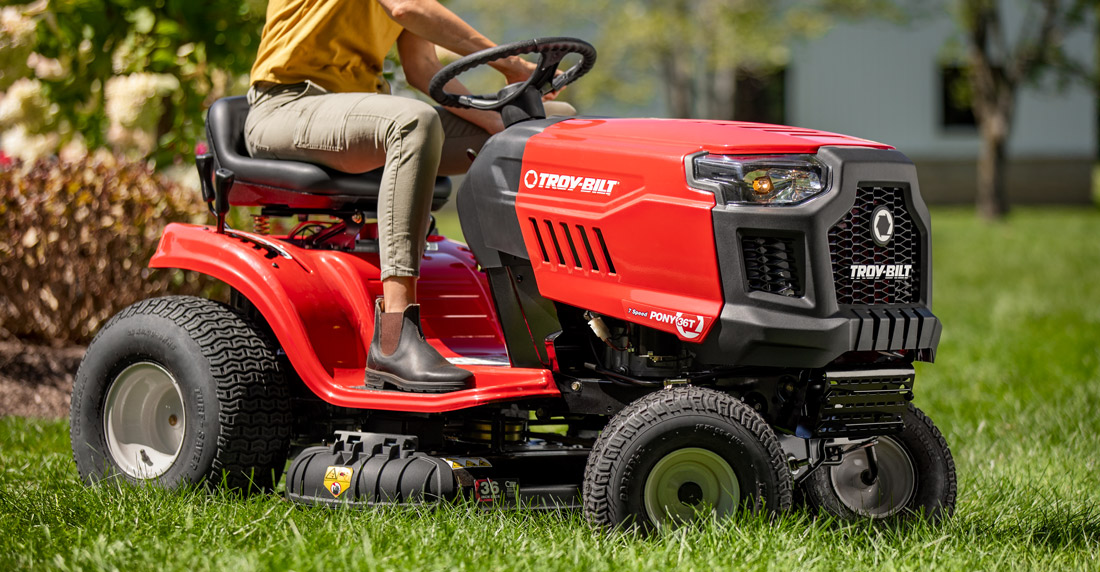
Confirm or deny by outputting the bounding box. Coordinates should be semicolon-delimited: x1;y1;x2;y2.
364;302;472;393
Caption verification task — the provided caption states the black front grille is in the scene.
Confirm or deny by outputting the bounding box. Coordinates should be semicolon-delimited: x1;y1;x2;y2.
742;236;801;297
828;186;920;305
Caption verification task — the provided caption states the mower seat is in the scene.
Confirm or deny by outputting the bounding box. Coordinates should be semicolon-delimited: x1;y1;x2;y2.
205;96;452;212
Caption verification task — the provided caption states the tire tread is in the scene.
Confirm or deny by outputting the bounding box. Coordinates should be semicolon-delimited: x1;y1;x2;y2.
582;386;792;528
72;295;291;491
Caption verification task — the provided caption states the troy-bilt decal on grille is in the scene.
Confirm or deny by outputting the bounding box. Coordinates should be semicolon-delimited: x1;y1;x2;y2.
523;170;621;196
625;305;707;340
849;264;913;280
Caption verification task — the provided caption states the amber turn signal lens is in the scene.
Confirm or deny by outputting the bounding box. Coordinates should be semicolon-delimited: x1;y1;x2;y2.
752;177;773;195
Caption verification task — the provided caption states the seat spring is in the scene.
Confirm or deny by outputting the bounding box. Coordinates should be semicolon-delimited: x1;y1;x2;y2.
252;214;271;234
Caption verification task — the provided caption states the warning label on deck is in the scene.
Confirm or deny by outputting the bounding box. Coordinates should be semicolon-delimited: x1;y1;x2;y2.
324;466;353;498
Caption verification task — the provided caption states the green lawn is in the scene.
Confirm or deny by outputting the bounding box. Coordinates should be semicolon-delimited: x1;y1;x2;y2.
3;208;1099;571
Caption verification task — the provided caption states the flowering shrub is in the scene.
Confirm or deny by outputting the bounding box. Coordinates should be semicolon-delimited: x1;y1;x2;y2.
0;5;36;91
0;2;260;343
105;73;180;157
0;77;59;162
0;154;217;344
0;1;264;164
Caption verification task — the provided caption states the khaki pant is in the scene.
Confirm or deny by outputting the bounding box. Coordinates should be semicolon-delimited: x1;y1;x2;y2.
245;82;575;280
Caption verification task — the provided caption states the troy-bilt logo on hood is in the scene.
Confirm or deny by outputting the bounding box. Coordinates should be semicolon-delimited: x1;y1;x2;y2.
626;307;706;340
523;170;621;196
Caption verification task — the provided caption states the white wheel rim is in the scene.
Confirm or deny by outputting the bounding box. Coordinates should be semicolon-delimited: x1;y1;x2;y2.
103;362;186;479
643;447;740;526
829;436;917;518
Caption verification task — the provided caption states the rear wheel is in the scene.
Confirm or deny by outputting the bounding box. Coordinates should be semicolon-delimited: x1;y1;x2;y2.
70;296;291;492
583;386;792;529
801;405;956;521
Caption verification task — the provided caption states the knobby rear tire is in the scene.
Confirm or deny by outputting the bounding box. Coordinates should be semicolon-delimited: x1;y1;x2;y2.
70;296;291;493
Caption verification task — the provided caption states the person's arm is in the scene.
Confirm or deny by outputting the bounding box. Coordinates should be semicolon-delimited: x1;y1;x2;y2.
377;0;533;83
397;30;505;134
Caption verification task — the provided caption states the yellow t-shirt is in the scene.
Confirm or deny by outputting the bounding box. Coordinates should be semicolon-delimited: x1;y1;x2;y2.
250;0;404;93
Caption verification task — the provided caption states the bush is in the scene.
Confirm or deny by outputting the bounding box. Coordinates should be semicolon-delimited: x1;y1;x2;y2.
0;1;264;164
0;154;217;344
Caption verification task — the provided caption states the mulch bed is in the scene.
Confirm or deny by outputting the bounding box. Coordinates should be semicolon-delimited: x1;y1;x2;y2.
0;341;84;419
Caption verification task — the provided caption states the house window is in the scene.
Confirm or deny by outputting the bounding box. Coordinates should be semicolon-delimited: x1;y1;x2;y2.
734;68;786;125
940;65;977;128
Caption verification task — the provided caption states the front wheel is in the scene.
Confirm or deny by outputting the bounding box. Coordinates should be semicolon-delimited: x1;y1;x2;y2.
70;296;291;492
583;386;792;529
801;404;956;521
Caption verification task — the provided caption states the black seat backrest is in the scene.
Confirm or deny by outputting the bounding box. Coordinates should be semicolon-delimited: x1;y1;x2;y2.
205;96;451;211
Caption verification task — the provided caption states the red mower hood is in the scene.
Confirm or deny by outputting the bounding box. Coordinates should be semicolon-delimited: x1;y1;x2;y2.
542;118;892;155
513;117;891;344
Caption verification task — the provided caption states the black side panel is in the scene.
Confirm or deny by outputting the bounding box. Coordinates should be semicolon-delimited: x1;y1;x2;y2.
486;259;562;368
456;117;570;269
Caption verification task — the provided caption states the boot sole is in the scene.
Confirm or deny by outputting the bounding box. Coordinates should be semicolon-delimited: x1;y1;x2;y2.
363;369;468;393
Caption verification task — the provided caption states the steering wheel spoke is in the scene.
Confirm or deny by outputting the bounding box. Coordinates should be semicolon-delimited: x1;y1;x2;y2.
548;72;572;94
529;50;568;89
428;37;596;112
457;95;492;109
530;65;560;94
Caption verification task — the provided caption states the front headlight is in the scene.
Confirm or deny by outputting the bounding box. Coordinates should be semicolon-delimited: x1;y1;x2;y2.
691;154;828;206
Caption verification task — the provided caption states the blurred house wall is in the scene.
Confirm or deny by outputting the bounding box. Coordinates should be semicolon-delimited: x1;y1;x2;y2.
787;8;1096;204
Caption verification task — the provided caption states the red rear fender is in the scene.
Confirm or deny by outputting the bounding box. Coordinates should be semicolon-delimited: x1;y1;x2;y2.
150;224;370;396
149;223;558;412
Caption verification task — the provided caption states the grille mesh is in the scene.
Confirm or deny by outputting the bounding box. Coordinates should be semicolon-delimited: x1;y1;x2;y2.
742;236;801;297
828;186;920;305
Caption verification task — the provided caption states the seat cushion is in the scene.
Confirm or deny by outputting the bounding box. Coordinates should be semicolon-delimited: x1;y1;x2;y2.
206;96;451;211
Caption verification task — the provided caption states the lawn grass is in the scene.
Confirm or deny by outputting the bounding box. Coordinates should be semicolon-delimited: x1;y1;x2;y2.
2;208;1099;571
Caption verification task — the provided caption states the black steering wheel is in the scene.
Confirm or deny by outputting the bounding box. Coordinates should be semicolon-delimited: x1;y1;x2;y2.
428;37;596;111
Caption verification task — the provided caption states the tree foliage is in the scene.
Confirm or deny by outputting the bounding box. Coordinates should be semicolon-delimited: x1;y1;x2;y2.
0;0;266;165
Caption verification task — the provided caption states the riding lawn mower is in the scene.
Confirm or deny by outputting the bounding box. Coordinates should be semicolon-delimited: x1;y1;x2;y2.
69;38;956;528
